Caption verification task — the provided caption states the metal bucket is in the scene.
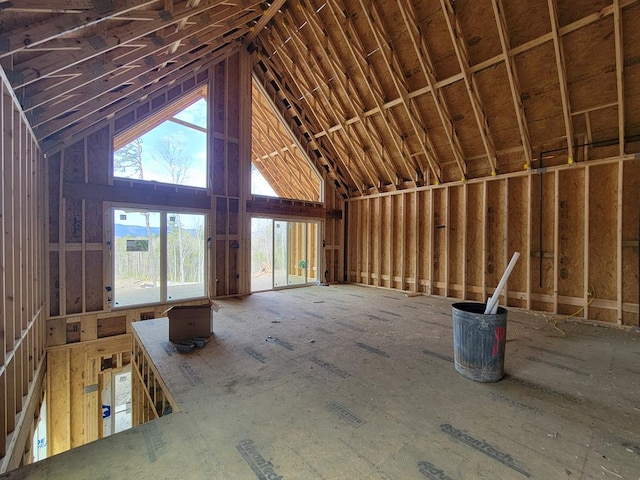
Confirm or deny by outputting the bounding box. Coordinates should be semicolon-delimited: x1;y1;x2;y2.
452;302;507;382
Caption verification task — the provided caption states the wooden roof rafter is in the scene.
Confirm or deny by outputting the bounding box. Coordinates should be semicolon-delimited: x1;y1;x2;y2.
244;0;287;44
297;0;398;191
161;0;206;66
0;0;160;58
22;6;254;113
362;0;443;186
252;89;321;199
491;0;533;168
440;0;499;177
42;59;210;151
32;27;249;134
613;0;625;156
264;27;339;126
0;1;95;14
547;0;575;163
395;0;461;184
326;0;418;188
10;1;263;90
262;12;370;192
250;132;292;197
267;9;379;193
265;16;375;194
39;41;239;143
252;63;353;198
251;133;316;201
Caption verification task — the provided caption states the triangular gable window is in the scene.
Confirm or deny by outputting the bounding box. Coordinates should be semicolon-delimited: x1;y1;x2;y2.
113;88;207;189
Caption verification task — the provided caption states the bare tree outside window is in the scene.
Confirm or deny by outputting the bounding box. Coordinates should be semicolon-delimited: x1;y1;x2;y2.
153;137;193;285
114;139;157;288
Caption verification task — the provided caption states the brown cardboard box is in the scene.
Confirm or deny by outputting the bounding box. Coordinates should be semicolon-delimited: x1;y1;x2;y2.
167;301;215;343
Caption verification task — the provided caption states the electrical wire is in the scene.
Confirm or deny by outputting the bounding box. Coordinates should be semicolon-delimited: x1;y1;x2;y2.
542;286;596;336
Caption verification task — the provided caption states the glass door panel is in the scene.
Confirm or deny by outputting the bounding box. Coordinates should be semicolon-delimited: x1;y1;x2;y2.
273;221;287;287
113;210;161;307
287;222;307;286
251;218;273;292
307;222;318;283
251;219;320;290
167;213;206;301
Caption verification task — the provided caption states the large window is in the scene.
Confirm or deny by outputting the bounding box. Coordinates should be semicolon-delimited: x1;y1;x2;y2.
113;208;206;308
114;96;207;189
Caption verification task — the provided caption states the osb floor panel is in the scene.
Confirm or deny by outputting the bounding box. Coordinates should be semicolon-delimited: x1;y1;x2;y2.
7;284;640;479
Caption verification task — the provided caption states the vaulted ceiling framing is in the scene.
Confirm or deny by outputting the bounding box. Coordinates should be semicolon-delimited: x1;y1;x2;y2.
1;0;639;199
1;0;272;143
253;0;640;196
251;80;322;201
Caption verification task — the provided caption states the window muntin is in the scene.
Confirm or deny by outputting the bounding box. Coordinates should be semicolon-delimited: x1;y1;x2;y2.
113;98;207;189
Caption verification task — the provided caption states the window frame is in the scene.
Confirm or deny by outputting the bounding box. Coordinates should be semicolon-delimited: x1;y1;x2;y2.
111;205;209;309
112;92;209;190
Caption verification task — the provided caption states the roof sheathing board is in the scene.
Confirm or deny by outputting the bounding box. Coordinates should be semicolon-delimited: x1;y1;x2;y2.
563;18;617;112
412;94;456;169
557;0;612;26
623;2;640;134
413;1;460;81
441;81;485;160
456;0;502;66
474;63;522;151
501;0;551;48
515;42;566;146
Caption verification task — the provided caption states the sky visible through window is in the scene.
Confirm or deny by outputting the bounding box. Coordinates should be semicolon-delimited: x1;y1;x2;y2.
115;97;276;196
114;99;208;188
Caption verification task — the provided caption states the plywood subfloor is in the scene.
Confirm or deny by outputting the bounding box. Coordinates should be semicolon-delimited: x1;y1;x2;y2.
7;284;640;479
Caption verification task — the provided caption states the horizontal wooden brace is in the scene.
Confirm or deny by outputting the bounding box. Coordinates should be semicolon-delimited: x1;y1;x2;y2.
63;181;211;210
247;198;342;220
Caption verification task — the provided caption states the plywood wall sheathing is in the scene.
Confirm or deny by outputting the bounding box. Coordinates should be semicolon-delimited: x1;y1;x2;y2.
507;176;530;309
447;186;465;299
589;163;619;322
46;336;132;456
621;160;640;325
465;183;484;302
557;169;586;314
346;157;638;325
530;171;556;312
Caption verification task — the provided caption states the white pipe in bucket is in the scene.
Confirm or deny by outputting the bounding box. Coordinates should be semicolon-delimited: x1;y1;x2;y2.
484;252;520;315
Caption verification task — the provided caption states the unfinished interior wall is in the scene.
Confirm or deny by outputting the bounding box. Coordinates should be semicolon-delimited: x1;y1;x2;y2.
46;335;131;456
347;156;640;326
212;52;252;297
42;52;250;347
0;71;47;470
324;182;344;284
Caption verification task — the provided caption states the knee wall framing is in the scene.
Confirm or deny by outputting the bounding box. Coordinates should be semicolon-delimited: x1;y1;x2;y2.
346;156;640;326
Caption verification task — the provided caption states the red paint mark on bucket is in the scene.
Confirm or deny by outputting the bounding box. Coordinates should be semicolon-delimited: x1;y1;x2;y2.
492;326;506;358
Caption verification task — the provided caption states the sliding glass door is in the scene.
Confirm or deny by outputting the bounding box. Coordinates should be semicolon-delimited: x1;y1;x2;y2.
251;218;320;292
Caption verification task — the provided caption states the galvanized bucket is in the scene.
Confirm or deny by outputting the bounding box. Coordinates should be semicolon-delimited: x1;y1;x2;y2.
452;302;507;382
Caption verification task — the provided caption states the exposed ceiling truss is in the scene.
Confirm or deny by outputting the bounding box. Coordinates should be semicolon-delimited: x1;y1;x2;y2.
1;0;270;143
251;80;323;201
252;0;640;196
1;0;640;200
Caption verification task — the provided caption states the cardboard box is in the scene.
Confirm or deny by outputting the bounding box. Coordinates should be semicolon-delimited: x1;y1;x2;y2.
167;301;215;343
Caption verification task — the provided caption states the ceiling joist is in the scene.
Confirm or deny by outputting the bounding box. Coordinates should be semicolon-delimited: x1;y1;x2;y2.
1;0;638;201
0;0;160;58
547;0;575;162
